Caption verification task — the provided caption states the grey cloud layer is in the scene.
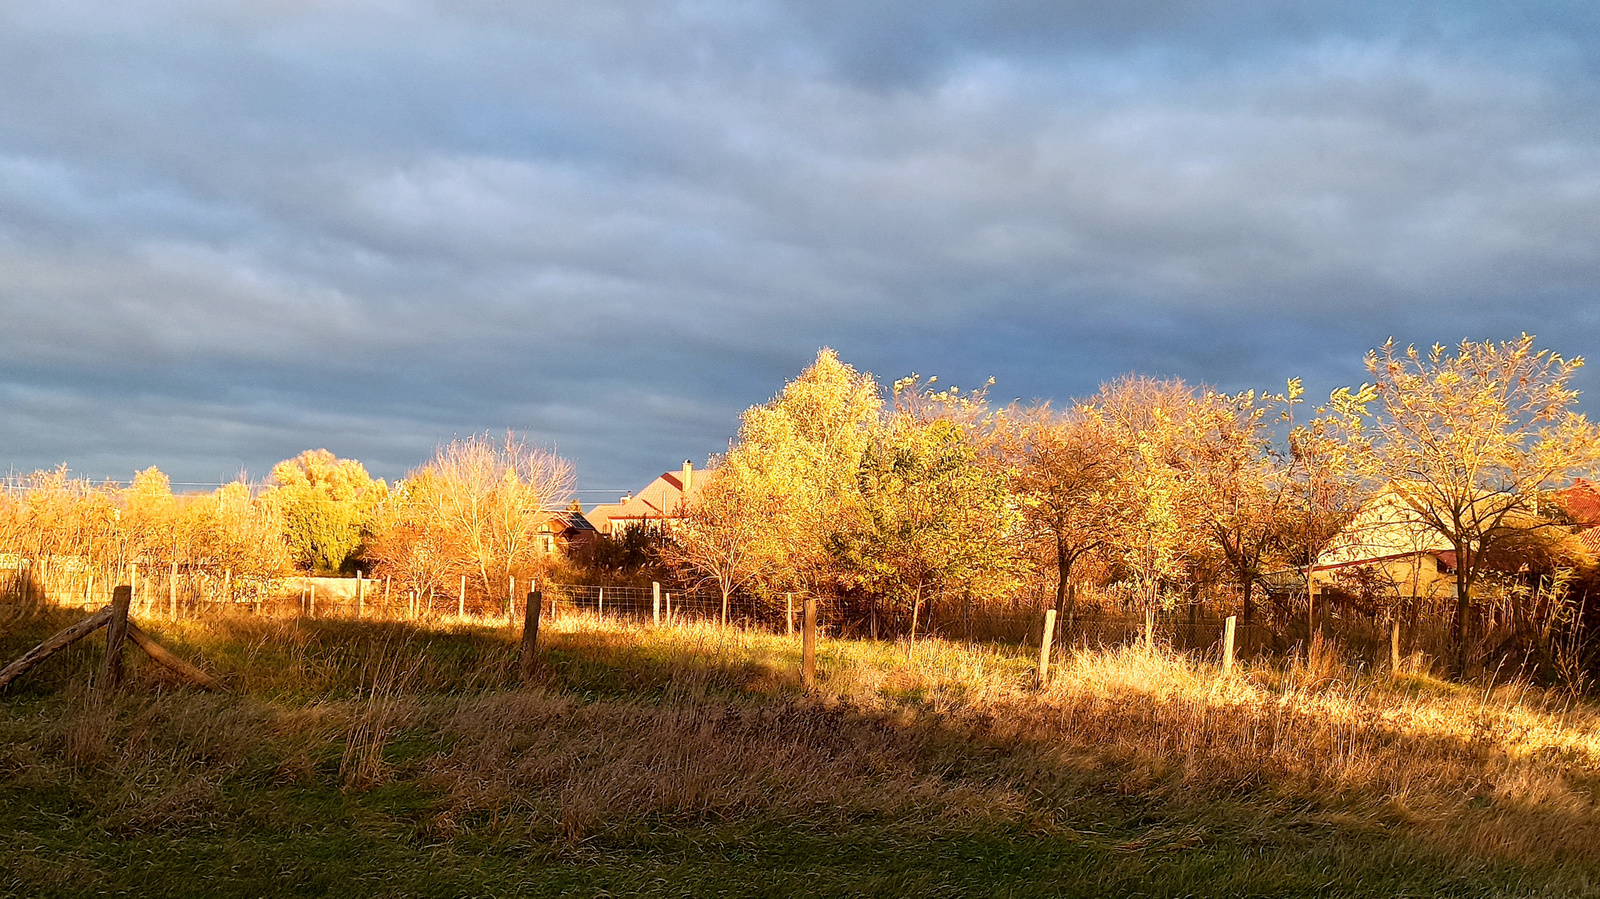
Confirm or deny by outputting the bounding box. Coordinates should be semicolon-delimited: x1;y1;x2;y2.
0;1;1596;488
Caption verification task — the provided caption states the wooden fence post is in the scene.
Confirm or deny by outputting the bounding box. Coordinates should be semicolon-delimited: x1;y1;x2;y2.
1390;617;1402;674
509;575;516;626
1222;615;1237;675
786;593;794;637
357;573;365;618
308;581;316;618
521;590;543;681
100;586;132;691
802;598;817;690
597;587;604;618
652;582;661;627
1037;609;1057;688
384;576;391;618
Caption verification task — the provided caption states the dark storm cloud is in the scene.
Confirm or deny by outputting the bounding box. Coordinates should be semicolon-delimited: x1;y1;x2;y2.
1;1;1598;490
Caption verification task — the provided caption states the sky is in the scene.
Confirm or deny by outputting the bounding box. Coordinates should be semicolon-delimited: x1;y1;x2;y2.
2;2;1599;499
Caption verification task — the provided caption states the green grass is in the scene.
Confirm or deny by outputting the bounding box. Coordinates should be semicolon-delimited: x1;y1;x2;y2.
2;605;1598;897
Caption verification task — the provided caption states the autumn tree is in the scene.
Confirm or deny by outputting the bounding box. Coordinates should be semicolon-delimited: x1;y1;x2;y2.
829;378;1019;643
1364;335;1600;677
1007;402;1121;632
177;481;290;584
1283;379;1378;637
660;467;780;626
372;432;575;603
1175;389;1295;630
1094;376;1203;645
263;450;386;574
717;349;882;599
115;467;185;583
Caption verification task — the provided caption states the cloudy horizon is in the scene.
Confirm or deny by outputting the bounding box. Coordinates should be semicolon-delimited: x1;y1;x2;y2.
3;2;1598;495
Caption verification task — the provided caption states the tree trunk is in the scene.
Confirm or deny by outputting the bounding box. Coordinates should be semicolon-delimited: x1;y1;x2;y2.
1452;564;1471;680
1054;546;1076;639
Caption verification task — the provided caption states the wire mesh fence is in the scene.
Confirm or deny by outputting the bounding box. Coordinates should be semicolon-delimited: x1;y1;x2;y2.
0;560;1501;673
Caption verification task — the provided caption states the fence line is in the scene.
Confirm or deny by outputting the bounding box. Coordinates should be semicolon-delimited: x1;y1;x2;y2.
0;563;1511;671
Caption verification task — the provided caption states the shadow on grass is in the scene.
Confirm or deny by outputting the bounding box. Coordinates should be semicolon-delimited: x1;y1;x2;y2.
3;604;1600;897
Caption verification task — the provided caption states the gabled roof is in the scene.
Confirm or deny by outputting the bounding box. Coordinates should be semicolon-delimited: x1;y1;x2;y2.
1555;479;1600;528
587;464;720;535
1315;484;1453;570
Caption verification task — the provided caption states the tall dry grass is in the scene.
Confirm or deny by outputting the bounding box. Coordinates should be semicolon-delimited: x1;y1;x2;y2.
3;603;1598;877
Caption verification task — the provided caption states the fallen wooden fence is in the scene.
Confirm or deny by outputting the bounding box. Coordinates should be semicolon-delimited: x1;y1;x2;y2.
0;585;222;693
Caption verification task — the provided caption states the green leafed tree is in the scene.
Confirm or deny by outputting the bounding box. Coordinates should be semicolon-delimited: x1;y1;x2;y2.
263;449;386;575
718;348;883;599
830;377;1020;644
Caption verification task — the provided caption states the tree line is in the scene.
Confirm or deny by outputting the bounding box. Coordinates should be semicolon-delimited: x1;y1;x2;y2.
0;432;575;610
3;335;1597;682
665;337;1600;681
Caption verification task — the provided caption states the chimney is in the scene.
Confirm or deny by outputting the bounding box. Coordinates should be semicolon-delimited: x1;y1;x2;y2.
681;460;693;495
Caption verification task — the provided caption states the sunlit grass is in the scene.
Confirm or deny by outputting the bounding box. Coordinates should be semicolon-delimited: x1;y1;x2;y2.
3;602;1599;896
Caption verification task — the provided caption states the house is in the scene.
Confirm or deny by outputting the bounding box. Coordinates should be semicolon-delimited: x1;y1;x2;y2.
587;460;716;537
1311;485;1459;602
535;507;600;554
1310;479;1600;601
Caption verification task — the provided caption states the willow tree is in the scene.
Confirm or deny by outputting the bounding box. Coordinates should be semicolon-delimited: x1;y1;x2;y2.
1365;336;1600;677
263;450;386;574
717;348;882;601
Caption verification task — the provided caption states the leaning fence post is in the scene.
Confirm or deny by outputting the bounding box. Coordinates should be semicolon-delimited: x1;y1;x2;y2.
1037;609;1057;688
1222;615;1237;675
652;582;661;627
802;598;817;690
521;589;543;681
100;585;132;691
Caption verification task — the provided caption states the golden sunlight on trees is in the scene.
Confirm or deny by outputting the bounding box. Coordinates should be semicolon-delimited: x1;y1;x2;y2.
1174;389;1293;631
829;378;1020;644
262;450;386;575
367;432;575;606
660;468;782;626
1007;403;1122;632
715;348;882;600
1363;335;1600;677
6;336;1600;686
1095;377;1201;644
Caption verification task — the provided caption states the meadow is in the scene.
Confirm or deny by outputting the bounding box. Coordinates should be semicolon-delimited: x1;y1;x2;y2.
2;601;1598;898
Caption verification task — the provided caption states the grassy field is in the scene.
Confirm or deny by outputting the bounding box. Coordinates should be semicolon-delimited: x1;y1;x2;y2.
2;602;1598;898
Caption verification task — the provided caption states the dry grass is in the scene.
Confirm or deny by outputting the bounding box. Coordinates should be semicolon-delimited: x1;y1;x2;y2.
3;603;1599;895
